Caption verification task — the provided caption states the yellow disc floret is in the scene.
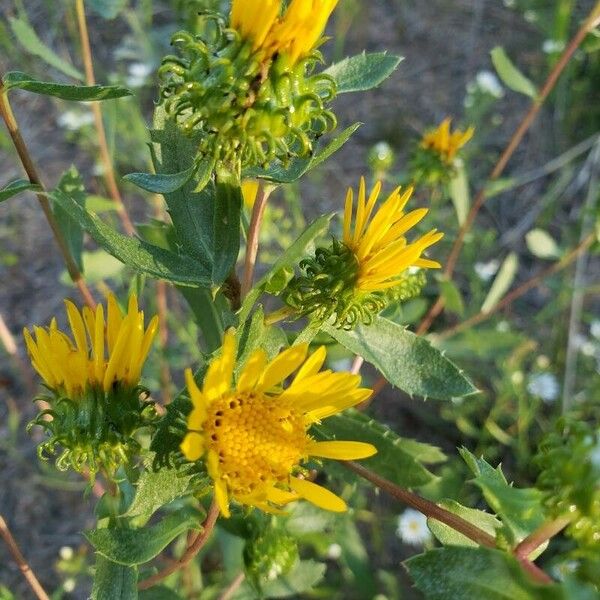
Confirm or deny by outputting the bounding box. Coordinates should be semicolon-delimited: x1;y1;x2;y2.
181;331;376;516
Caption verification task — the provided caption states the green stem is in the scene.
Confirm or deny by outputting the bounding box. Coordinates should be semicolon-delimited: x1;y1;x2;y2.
264;306;296;326
514;516;573;559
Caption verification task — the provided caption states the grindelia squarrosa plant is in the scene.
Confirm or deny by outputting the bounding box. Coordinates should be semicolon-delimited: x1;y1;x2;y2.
1;0;600;598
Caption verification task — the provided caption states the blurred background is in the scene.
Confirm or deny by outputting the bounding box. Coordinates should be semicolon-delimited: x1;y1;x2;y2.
1;0;599;597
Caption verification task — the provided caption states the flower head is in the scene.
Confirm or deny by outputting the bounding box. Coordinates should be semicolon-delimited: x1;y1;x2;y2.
231;0;339;65
396;509;432;546
180;330;376;516
23;294;159;475
24;294;158;398
420;118;474;164
343;178;444;292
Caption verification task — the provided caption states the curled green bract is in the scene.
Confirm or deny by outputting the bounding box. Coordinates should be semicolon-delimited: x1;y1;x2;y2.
158;15;338;171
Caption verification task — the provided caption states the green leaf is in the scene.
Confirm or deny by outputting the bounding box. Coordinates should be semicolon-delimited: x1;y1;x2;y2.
86;195;120;213
89;0;128;19
239;214;333;321
212;175;241;285
324;316;477;400
124;459;196;522
427;500;501;547
124;166;196;194
9;18;84;80
324;52;403;93
481;252;519;313
525;229;561;260
3;71;132;102
139;588;183;600
236;307;287;371
50;190;212;287
79;250;125;283
91;556;137;600
438;278;465;317
459;448;545;543
0;179;40;202
53;167;86;271
316;410;443;487
406;547;561;600
87;510;201;566
150;113;217;272
449;162;470;226
491;47;538;99
244;123;361;183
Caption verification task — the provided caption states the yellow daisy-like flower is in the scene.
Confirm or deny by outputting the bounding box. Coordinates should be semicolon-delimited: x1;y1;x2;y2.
420;118;474;164
180;330;376;517
230;0;339;65
343;177;444;292
24;294;159;398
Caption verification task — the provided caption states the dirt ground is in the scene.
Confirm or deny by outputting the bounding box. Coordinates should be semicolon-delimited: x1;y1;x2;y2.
0;0;593;597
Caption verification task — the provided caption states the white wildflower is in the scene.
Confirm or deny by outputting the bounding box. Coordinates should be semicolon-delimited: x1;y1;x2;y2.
126;62;153;88
57;110;94;131
527;372;559;403
475;71;504;98
396;509;431;546
590;320;600;340
327;543;342;560
474;259;499;281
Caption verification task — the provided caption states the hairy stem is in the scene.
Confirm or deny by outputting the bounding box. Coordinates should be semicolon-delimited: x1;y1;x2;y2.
346;462;496;548
74;0;135;236
417;2;600;334
138;499;220;590
0;515;50;600
0;86;96;309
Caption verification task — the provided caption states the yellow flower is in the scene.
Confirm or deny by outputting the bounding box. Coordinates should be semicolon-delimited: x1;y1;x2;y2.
180;330;376;517
24;294;158;398
343;178;444;292
420;118;474;164
230;0;339;64
242;179;260;209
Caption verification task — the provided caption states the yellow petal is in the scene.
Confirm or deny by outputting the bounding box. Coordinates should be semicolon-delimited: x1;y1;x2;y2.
203;330;235;401
305;388;372;422
258;343;308;391
180;432;204;461
237;348;268;392
106;293;123;353
292;345;327;384
266;486;300;506
64;300;88;355
93;303;105;383
289;477;347;512
307;441;377;460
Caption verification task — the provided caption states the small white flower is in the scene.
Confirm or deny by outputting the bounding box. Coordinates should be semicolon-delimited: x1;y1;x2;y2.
536;355;550;369
496;320;510;332
542;39;565;54
57;110;94;131
396;509;431;546
326;543;342;560
527;372;559;403
475;71;504;99
474;259;499;281
59;546;74;560
126;62;153;88
63;578;76;593
590;320;600;340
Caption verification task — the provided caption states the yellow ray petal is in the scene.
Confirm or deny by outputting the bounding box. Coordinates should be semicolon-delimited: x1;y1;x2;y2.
289;477;347;512
180;432;204;461
307;441;377;460
258;343;308;391
304;388;372;422
64;300;88;355
291;345;327;384
266;486;299;505
203;330;236;401
106;293;123;353
237;348;268;392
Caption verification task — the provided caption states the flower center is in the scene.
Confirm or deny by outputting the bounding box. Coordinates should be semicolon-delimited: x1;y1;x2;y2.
205;392;308;498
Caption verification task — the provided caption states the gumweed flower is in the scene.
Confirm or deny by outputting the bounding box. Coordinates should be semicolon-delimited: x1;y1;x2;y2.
411;118;474;185
231;0;339;66
284;178;443;329
180;330;376;517
24;294;159;475
159;1;338;170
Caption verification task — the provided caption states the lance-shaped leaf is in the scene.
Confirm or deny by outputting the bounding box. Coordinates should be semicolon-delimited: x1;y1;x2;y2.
50;190;212;287
0;179;41;202
86;510;201;566
406;547;584;600
212;174;241;285
315;410;445;488
324;316;477;400
123;166;197;194
490;47;538;99
3;72;132;101
324;52;403;93
91;557;137;600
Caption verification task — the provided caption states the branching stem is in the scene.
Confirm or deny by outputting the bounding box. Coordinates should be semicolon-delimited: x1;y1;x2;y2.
138;499;220;590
